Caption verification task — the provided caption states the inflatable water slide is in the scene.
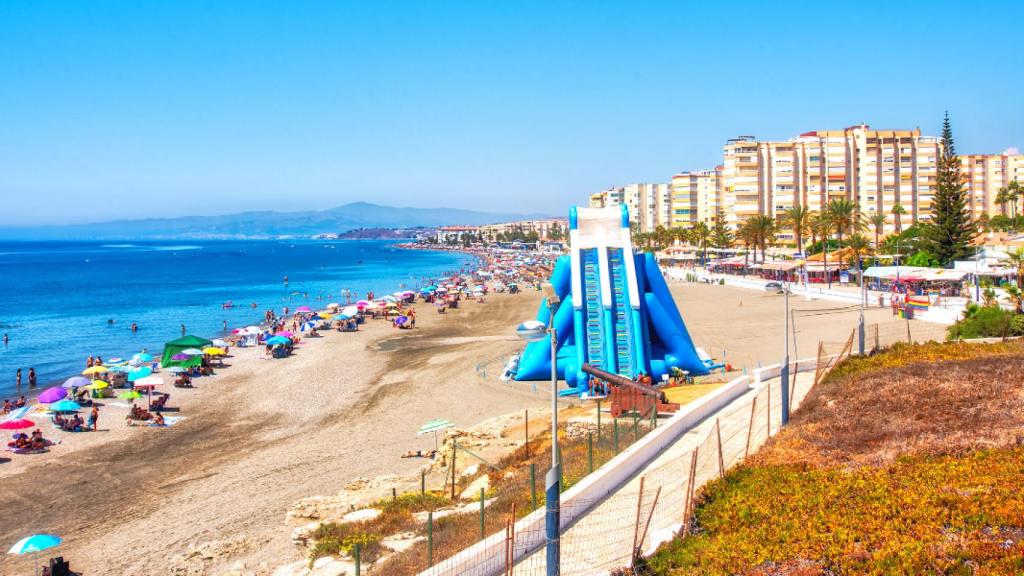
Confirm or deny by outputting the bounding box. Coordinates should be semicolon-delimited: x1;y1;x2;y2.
514;205;708;394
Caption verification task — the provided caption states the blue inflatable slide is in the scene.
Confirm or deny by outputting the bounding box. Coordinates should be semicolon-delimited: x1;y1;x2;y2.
514;205;709;394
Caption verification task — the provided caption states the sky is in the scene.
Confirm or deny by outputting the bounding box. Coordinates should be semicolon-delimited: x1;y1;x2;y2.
1;1;1022;226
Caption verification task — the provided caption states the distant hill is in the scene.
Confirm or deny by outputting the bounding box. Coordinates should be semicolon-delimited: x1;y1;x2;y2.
0;202;553;240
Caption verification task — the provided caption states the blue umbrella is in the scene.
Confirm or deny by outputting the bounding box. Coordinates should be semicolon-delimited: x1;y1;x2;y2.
108;365;130;373
133;352;153;363
8;534;62;574
266;336;291;346
128;367;153;382
48;400;81;413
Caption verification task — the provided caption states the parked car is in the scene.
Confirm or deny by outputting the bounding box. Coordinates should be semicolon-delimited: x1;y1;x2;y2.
764;281;784;292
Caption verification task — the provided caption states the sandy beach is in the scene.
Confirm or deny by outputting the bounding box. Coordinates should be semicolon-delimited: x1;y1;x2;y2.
0;279;941;575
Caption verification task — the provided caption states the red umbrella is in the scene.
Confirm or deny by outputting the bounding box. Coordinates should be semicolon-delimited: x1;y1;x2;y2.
0;419;35;430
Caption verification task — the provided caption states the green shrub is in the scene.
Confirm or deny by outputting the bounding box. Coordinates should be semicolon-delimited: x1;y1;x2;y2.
948;306;1015;339
374;490;449;514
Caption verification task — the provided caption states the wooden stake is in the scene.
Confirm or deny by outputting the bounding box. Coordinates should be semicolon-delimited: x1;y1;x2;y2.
715;419;725;478
744;396;757;458
637;486;662;558
632;476;646;554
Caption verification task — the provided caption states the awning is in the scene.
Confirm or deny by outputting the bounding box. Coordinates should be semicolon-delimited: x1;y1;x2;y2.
759;261;803;272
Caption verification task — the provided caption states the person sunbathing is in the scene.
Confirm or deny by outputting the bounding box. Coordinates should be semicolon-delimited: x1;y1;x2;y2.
151;394;169;411
153;412;165;426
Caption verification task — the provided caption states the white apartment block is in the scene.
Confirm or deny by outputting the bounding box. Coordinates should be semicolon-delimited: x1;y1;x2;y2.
670;168;723;227
961;150;1024;219
589;183;671;232
722;125;942;235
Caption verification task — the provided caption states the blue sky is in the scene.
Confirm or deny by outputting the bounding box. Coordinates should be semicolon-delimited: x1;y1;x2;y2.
1;1;1022;225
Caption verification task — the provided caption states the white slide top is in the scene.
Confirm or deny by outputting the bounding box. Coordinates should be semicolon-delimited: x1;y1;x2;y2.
574;207;627;249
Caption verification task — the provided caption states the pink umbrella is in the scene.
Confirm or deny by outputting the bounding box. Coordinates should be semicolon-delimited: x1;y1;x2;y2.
356;300;371;307
296;306;312;313
275;331;294;338
0;419;34;430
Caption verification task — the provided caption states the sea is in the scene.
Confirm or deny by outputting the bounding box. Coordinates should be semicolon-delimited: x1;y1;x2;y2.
0;240;476;399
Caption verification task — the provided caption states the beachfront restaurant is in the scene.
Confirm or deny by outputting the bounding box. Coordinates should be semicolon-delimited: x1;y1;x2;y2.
862;266;967;296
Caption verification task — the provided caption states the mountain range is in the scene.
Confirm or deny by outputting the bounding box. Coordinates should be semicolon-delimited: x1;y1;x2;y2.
0;202;554;240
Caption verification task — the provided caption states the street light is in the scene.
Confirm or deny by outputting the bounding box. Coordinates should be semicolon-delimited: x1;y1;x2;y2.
780;279;790;426
516;283;562;575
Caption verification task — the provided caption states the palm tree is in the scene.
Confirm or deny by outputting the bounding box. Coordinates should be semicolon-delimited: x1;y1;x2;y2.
811;210;834;287
736;219;755;268
751;215;777;264
691;221;710;266
827;198;861;247
996;186;1011;217
1005;285;1023;314
891;203;907;235
1007;247;1024;289
868;212;888;249
845;233;871;275
781;205;811;256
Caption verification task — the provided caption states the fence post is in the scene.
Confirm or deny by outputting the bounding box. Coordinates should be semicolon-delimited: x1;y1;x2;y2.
597;399;602;438
480;487;486;541
813;340;825;387
766;382;772;437
421;469;425;495
744;396;757;458
507;503;517;576
354;543;361;576
524;409;529;456
530;463;537;511
392;487;397;503
715;419;725;478
587;432;594;474
906;318;912;343
450;440;458;500
631;476;646;554
427;511;433;567
614;418;620;453
636;486;662;563
874;323;880;352
683;449;698;534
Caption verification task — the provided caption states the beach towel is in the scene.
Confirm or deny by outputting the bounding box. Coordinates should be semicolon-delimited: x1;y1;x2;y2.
149;416;186;428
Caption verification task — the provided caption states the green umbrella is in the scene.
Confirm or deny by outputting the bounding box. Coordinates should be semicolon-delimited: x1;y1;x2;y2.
417;418;454;451
119;390;143;400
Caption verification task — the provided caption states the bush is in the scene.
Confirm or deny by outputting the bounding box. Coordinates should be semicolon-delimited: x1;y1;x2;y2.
374;490;449;514
948;306;1015;339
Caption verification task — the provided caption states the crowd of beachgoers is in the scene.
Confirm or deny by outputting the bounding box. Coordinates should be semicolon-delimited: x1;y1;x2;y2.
1;246;556;460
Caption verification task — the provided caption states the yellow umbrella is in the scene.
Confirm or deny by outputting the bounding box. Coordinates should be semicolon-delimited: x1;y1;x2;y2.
203;347;225;356
85;380;109;390
82;366;108;375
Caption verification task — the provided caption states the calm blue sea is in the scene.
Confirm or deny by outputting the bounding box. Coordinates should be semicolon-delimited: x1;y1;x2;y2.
0;240;475;398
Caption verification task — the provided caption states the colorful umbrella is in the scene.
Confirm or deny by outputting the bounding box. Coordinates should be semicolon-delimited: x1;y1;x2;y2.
128;367;153;382
203;347;225;356
107;357;124;364
85;380;109;390
119;390;144;400
0;419;34;430
171;353;190;361
394;316;409;325
341;306;359;317
8;533;62;575
355;300;371;307
417;418;455;451
164;366;185;374
63;376;91;389
37;387;67;404
296;306;312;313
108;365;130;373
180;348;203;356
266;336;291;346
134;375;164;387
48;400;81;413
132;352;153;363
211;339;228;348
274;331;294;338
82;366;108;375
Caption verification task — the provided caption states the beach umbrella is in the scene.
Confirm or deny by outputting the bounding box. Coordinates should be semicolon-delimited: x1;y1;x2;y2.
8;533;62;576
85;380;109;391
171;353;191;361
82;366;108;375
337;314;352;321
355;300;371;307
62;376;91;389
3;406;29;421
37;387;67;404
135;375;164;387
203;347;225;356
164;366;185;374
211;339;228;347
381;295;398;303
266;336;291;346
425;285;438;291
107;357;124;364
132;352;154;363
108;365;130;373
274;331;294;338
119;390;144;400
181;348;203;356
394;315;409;326
417;418;454;451
401;290;416;297
361;301;378;310
296;306;312;313
341;306;359;317
128;367;153;382
326;302;340;309
48;400;81;413
386;301;398;308
0;418;34;430
300;321;316;332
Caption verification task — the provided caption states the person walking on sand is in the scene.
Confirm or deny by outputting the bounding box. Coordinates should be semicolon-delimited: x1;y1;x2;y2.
90;405;99;431
28;367;36;388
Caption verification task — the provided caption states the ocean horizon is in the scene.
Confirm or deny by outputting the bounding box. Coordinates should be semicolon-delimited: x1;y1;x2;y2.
0;239;476;399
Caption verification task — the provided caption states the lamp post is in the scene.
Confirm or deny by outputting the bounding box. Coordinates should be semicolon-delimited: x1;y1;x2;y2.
516;284;561;575
780;279;790;426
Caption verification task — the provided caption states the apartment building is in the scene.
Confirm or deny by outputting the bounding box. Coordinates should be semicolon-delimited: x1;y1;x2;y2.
961;150;1024;218
721;125;942;235
589;183;671;232
669;167;723;227
478;219;568;242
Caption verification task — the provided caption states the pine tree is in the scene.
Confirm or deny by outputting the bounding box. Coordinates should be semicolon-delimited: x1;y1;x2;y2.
923;112;974;264
711;209;733;249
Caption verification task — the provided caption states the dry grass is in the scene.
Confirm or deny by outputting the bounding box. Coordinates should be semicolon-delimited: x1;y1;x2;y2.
663;383;723;405
753;339;1024;467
